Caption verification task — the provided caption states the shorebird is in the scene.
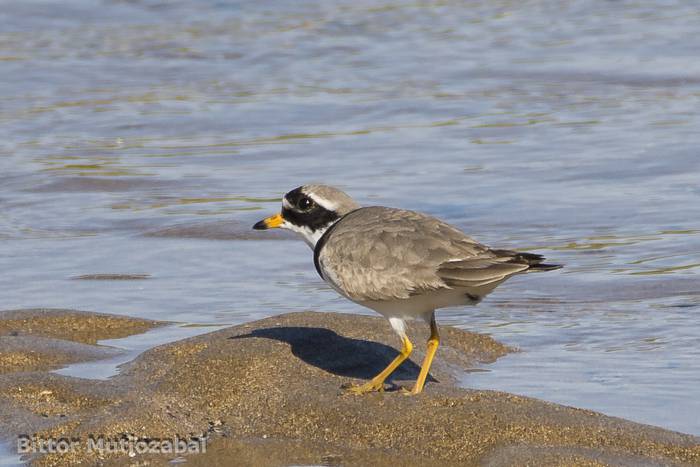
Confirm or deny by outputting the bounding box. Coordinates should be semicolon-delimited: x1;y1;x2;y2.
253;185;560;394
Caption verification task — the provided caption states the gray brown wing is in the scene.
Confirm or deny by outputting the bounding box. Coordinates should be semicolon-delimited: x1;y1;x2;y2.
317;207;530;302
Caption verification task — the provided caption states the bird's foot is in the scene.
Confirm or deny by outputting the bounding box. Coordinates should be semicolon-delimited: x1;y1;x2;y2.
342;380;386;395
397;385;423;396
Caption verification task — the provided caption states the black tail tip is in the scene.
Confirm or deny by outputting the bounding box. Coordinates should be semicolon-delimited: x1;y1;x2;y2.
529;263;563;272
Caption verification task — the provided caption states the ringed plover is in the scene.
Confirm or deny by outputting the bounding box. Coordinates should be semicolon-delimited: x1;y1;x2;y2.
253;185;560;394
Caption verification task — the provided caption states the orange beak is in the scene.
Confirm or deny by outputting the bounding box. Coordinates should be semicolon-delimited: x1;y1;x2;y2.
253;213;283;230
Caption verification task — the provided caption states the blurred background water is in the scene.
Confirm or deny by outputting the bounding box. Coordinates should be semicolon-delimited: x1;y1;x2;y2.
1;0;699;435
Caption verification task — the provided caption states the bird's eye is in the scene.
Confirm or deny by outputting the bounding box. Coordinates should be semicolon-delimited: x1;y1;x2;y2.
298;197;314;210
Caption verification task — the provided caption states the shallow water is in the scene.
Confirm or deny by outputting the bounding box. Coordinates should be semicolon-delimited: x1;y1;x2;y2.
0;442;22;467
53;323;226;380
1;0;699;435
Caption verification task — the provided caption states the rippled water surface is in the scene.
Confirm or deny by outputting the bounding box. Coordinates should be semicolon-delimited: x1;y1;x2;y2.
1;0;699;435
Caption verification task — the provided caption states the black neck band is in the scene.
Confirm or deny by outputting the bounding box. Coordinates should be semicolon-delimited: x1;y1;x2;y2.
313;218;343;279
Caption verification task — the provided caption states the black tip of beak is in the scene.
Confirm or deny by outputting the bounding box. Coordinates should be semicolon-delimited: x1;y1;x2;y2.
253;220;268;230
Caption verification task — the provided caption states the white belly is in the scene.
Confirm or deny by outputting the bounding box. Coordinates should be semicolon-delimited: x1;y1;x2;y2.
358;288;480;322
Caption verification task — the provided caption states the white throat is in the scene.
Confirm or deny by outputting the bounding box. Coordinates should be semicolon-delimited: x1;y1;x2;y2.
282;221;334;249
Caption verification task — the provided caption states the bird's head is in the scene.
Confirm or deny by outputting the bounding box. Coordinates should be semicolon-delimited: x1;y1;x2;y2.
253;184;360;248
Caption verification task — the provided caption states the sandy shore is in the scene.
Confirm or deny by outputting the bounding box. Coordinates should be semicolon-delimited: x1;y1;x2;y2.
0;309;698;466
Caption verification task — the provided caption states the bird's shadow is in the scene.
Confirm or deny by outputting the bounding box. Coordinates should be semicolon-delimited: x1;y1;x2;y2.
229;326;436;385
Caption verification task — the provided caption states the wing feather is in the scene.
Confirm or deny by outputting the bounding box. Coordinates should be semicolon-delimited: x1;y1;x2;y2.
318;207;537;302
437;259;528;288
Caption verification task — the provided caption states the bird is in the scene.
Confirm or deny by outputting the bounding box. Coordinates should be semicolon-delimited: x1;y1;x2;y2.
253;184;560;395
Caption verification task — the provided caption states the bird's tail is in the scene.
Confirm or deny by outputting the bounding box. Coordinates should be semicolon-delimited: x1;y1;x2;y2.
527;262;563;272
492;249;563;272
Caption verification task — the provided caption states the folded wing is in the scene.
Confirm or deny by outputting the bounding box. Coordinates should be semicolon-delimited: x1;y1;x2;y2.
317;207;557;302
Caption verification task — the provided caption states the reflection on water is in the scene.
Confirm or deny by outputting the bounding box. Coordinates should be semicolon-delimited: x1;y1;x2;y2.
1;0;699;435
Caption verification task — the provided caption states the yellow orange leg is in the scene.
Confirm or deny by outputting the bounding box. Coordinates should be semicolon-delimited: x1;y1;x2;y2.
411;314;440;395
346;336;413;394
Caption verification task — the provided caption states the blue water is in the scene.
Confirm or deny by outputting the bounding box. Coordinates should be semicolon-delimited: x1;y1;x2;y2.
1;0;699;435
0;441;22;467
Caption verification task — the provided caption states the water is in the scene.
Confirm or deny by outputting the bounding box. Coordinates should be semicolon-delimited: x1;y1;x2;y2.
0;440;22;467
1;0;699;435
53;323;226;380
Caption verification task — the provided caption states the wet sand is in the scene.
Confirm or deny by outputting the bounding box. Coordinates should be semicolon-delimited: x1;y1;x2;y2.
0;309;164;376
0;309;698;466
0;309;162;345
